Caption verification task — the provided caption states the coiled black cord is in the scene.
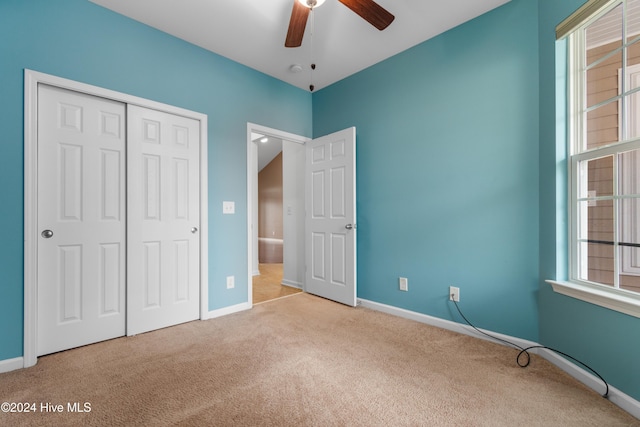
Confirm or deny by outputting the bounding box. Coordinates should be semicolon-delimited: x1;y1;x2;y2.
450;298;609;398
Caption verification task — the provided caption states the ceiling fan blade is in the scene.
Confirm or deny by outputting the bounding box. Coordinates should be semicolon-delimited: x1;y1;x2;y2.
338;0;395;31
285;0;310;48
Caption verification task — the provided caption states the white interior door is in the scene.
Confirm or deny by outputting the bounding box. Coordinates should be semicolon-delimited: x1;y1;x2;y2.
305;127;357;306
127;105;201;335
37;85;126;356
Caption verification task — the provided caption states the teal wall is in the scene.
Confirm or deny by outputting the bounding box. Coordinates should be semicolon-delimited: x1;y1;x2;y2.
538;0;640;401
0;0;311;361
314;0;640;401
313;0;540;341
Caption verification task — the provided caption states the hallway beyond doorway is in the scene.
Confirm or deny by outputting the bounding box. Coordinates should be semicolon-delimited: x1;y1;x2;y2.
253;263;302;304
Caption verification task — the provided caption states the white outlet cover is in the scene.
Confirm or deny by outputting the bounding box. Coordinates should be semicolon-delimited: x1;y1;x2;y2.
226;275;235;289
223;201;235;214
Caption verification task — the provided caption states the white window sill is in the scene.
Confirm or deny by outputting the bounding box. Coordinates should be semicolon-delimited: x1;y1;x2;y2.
546;280;640;318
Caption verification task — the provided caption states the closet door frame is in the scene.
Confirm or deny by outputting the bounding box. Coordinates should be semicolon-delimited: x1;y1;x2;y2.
23;69;209;368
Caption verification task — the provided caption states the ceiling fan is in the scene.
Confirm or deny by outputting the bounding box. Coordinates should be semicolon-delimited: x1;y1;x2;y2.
285;0;395;48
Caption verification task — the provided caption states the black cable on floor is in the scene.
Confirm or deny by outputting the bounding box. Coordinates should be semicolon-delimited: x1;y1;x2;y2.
450;298;609;398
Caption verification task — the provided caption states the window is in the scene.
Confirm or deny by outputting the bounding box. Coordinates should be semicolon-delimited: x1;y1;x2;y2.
554;0;640;317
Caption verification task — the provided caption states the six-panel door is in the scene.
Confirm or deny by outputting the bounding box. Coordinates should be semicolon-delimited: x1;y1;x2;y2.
305;127;357;306
37;86;201;356
126;105;201;335
37;85;127;356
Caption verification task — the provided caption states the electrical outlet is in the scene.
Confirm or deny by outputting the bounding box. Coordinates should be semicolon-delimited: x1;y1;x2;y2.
226;275;235;289
449;286;460;302
223;201;235;214
399;277;408;291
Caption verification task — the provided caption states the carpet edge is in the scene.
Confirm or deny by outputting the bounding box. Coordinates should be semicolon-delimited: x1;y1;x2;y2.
358;298;640;420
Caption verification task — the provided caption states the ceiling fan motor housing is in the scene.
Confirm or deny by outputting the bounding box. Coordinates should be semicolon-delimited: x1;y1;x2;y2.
287;0;395;48
298;0;323;8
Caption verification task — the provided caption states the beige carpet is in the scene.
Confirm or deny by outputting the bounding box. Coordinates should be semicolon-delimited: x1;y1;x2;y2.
0;293;637;426
253;263;301;304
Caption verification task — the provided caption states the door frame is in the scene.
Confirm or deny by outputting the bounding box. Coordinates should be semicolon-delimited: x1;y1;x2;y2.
23;69;209;367
246;123;309;305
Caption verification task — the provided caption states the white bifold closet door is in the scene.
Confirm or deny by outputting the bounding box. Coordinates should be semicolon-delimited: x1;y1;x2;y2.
37;86;200;356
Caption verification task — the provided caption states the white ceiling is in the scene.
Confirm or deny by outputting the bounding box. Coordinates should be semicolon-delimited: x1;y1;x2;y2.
89;0;510;91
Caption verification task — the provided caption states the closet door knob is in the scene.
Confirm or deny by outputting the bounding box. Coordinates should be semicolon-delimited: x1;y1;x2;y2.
41;229;54;239
191;227;198;234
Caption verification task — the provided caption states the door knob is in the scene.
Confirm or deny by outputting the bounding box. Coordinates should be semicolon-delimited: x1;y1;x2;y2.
191;227;198;234
41;229;54;239
345;224;355;230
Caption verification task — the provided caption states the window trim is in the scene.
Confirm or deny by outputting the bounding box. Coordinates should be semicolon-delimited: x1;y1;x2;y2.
557;0;615;40
547;280;640;317
552;0;640;318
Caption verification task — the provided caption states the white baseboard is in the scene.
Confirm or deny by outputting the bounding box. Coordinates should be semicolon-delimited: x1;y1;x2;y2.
357;298;640;419
281;279;302;289
0;357;24;374
358;298;539;349
205;302;251;320
539;348;640;419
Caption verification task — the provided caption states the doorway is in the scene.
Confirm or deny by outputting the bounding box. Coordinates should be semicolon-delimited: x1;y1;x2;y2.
246;124;358;307
254;137;306;303
24;70;209;367
247;124;308;305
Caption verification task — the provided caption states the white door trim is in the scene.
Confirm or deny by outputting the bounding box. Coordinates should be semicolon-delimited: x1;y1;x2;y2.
246;123;309;306
23;69;209;367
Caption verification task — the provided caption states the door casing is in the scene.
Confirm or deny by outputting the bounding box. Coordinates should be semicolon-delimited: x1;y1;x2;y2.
24;69;209;367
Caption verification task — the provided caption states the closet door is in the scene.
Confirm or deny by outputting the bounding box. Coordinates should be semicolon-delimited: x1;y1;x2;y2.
127;105;201;335
37;85;126;356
